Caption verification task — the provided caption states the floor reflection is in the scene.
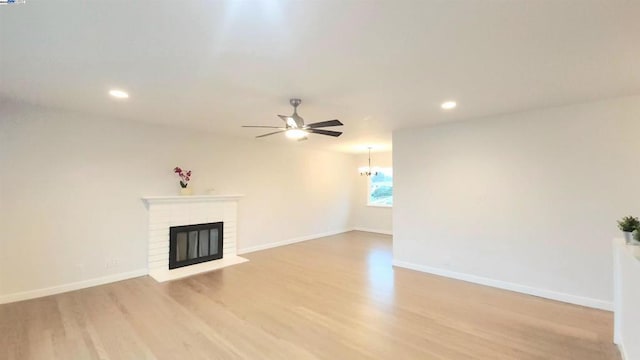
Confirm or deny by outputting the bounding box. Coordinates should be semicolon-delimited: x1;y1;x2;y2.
367;248;395;305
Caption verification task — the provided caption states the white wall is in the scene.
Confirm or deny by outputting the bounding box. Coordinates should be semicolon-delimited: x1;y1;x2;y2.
0;101;357;299
352;151;393;234
393;95;640;309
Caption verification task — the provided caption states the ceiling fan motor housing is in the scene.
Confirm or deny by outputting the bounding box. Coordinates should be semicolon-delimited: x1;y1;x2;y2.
287;99;304;128
289;98;302;108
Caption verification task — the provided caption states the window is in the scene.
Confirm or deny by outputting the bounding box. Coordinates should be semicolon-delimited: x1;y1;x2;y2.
368;168;393;207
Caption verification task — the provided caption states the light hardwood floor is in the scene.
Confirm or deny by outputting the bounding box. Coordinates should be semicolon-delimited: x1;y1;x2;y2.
0;231;619;360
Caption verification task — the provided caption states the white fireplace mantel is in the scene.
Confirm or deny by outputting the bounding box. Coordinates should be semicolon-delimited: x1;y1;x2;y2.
142;194;247;282
142;194;245;205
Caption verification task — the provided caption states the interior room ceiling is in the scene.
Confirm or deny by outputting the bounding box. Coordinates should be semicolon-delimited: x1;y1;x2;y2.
1;0;639;153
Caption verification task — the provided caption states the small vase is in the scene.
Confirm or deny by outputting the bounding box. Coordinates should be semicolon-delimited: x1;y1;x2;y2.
624;232;633;244
179;187;192;196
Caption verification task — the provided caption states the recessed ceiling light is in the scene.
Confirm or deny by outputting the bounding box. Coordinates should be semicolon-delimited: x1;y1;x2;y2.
109;89;129;99
441;101;457;110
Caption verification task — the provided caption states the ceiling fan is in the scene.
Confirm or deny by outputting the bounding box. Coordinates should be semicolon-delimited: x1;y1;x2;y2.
242;98;343;140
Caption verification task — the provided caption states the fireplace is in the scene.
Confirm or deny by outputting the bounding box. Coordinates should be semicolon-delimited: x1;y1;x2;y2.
143;195;247;282
169;222;223;269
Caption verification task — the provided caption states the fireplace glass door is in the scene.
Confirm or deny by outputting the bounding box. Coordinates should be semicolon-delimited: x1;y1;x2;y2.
169;222;223;269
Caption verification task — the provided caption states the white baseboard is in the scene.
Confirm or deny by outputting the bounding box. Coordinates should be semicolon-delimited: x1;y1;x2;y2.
0;268;148;305
238;228;353;255
392;260;613;311
353;227;393;235
618;343;627;360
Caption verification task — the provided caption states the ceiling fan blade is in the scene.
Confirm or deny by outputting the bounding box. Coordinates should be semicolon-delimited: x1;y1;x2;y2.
305;120;343;128
308;129;342;137
242;125;284;129
279;114;302;128
277;115;290;123
256;130;286;138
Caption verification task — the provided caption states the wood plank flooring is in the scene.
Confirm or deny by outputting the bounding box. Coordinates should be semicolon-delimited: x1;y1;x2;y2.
0;231;619;359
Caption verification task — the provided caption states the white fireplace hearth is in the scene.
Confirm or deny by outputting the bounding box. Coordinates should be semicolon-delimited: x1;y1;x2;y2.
142;195;248;282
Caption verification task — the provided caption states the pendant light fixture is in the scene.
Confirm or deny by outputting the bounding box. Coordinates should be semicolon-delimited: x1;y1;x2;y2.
358;147;379;176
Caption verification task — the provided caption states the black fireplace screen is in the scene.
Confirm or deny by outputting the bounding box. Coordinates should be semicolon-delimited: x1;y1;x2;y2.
169;222;223;269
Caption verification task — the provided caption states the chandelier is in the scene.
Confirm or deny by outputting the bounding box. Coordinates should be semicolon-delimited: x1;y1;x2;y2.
358;147;379;176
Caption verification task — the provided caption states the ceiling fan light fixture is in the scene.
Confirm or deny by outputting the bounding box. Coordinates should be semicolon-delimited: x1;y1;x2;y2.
286;117;297;127
285;129;308;139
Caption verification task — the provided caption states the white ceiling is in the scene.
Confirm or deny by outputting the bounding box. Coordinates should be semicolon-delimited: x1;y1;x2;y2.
1;0;639;153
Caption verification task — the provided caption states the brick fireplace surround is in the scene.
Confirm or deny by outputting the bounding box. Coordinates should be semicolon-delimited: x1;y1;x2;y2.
142;195;248;282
